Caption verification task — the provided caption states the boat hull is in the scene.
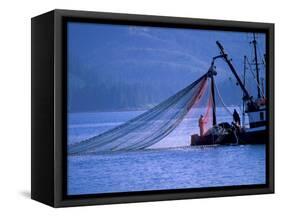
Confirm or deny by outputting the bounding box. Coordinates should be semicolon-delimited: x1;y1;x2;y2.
190;129;267;146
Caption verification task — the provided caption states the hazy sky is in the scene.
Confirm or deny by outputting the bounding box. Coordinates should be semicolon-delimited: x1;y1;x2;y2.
67;21;266;111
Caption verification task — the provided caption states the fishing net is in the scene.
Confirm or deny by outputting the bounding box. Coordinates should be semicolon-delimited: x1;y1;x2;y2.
201;84;214;135
69;73;209;155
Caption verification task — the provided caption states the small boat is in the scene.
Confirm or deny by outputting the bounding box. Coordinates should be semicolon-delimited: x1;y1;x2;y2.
191;35;267;146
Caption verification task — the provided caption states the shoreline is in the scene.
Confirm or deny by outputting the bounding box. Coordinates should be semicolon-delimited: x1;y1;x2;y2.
68;143;266;157
68;105;241;114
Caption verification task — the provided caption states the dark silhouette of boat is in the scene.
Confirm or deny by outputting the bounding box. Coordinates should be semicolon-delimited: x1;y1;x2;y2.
191;34;267;146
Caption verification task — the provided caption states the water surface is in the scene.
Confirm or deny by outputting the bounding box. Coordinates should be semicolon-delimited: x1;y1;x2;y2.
68;145;265;195
67;109;265;195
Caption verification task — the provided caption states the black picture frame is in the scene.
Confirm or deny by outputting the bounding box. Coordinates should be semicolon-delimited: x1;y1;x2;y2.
31;9;274;207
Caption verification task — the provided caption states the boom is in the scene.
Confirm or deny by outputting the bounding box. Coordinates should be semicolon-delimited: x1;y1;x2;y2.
216;41;252;101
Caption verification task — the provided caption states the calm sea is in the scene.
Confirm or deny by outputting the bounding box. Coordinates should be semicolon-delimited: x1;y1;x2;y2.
67;108;266;195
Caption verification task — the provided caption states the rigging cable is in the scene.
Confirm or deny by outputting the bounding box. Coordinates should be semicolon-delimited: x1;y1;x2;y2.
245;56;265;98
213;81;233;116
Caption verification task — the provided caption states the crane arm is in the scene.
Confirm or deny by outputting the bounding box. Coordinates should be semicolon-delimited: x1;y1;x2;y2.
216;41;252;101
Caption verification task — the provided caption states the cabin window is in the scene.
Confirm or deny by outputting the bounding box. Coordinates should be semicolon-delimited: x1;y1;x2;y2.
260;112;264;121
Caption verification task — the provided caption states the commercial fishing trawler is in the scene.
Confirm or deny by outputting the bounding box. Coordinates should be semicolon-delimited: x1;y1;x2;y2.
191;34;267;146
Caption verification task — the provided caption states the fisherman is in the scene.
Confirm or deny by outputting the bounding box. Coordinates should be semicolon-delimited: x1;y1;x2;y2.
233;109;241;126
198;115;206;136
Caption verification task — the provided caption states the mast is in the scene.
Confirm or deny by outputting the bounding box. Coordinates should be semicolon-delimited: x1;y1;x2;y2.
207;61;217;126
242;56;247;127
252;33;261;98
211;75;217;126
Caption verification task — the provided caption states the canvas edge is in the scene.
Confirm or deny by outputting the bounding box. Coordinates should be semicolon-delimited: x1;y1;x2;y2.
31;10;56;207
46;9;274;207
